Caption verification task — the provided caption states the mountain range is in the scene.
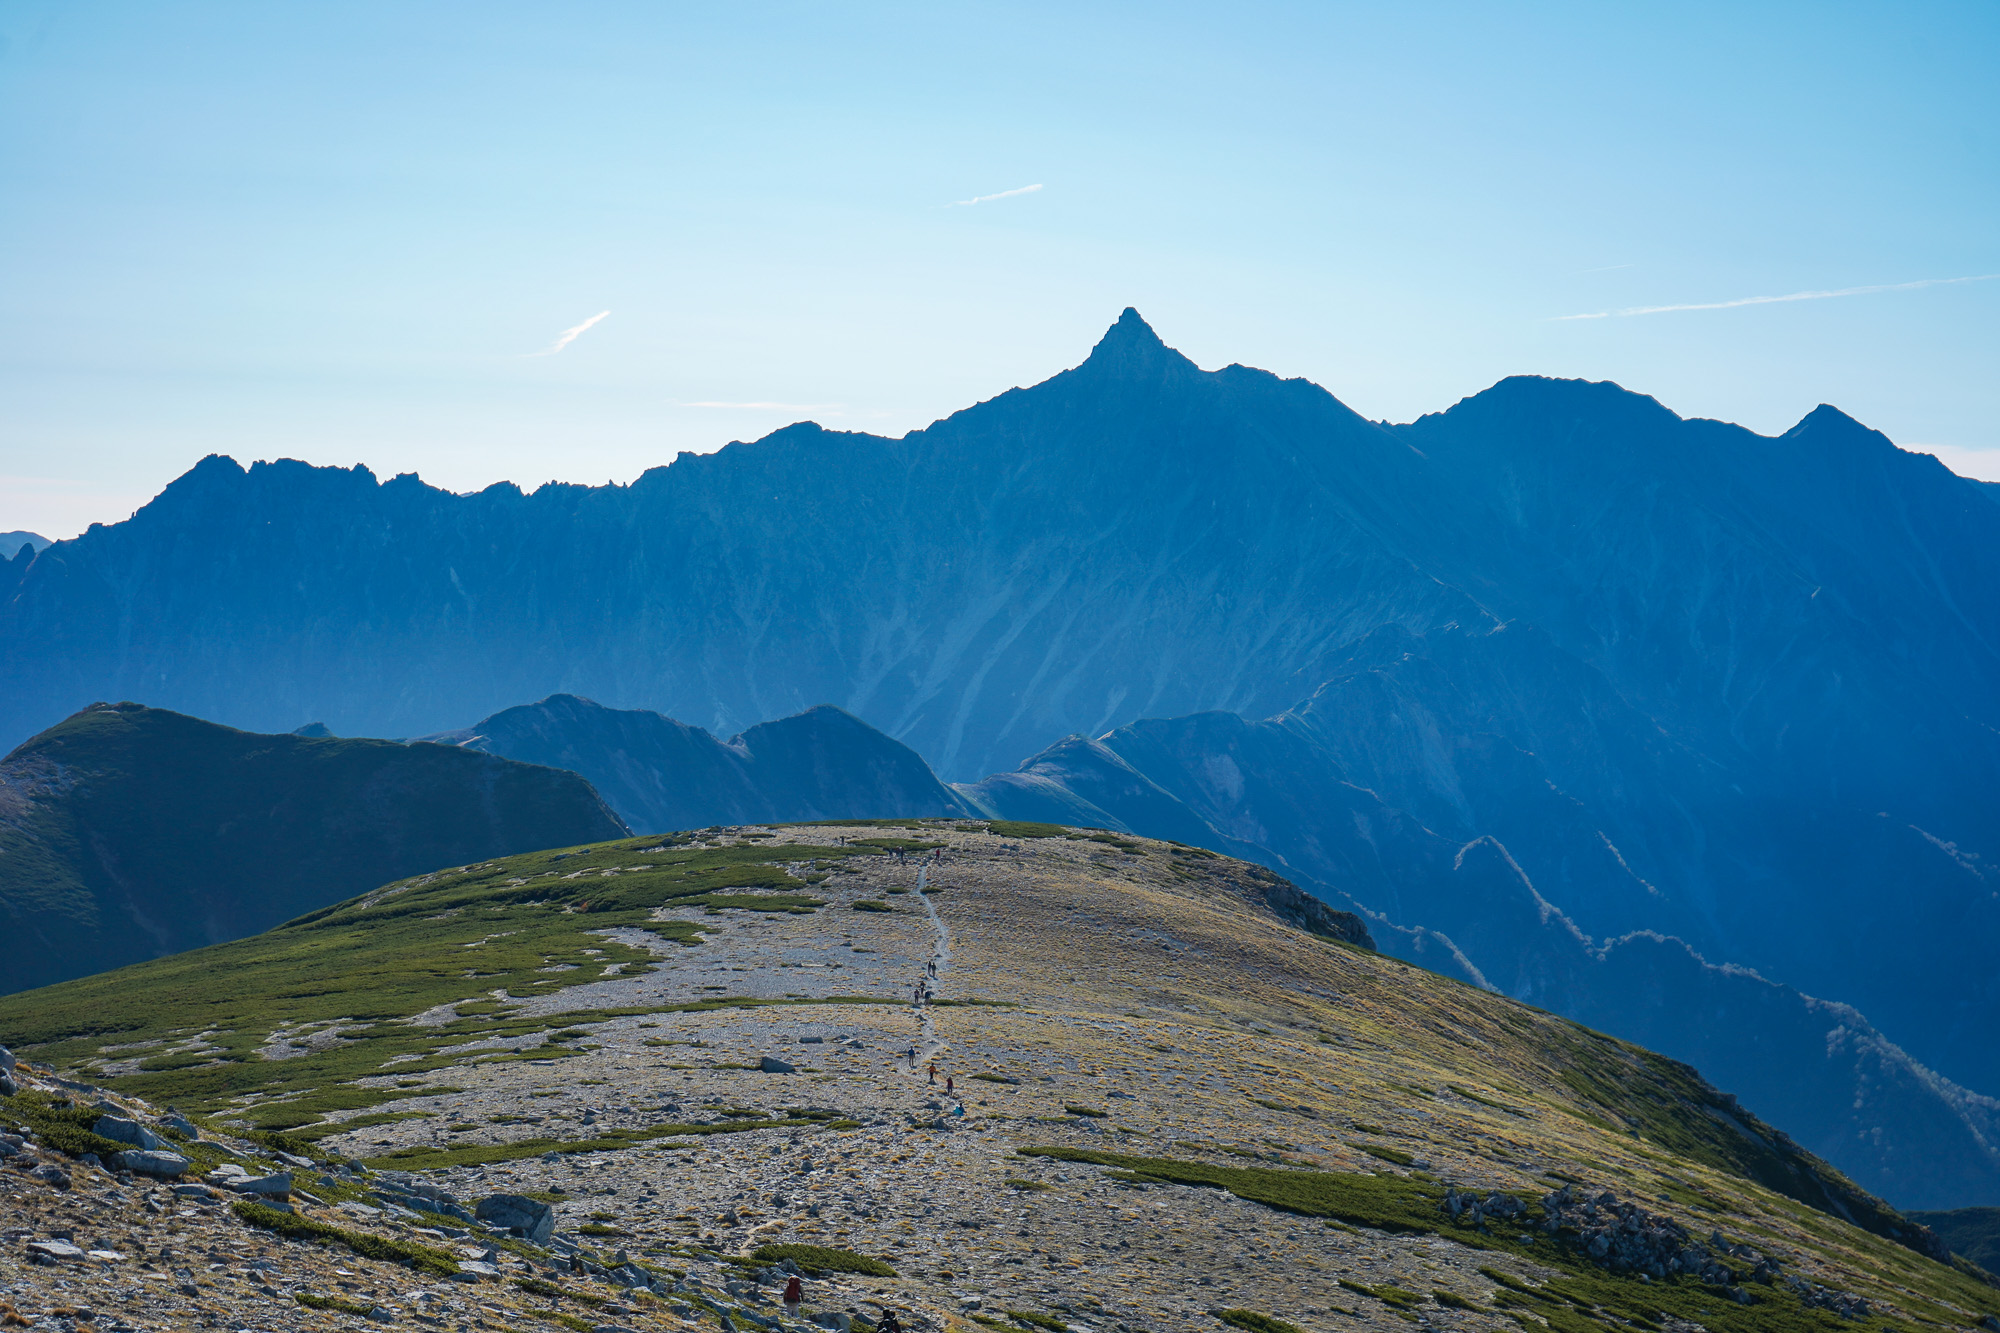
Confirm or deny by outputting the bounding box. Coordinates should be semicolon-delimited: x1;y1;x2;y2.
3;309;1998;1207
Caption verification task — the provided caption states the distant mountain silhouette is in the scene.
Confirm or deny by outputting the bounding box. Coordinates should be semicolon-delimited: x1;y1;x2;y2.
3;308;1998;1201
419;694;974;832
0;531;47;561
0;702;627;995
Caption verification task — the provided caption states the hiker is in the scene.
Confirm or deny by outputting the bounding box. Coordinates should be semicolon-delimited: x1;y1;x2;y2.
945;1075;954;1096
784;1274;803;1316
878;1312;905;1333
928;1062;938;1084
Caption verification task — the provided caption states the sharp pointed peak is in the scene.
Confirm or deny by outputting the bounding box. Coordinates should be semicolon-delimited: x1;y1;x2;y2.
1782;403;1891;450
1077;307;1197;378
1786;403;1867;434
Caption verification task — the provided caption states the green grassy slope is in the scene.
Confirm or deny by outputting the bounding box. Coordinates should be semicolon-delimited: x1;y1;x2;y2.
0;701;629;994
0;829;873;1122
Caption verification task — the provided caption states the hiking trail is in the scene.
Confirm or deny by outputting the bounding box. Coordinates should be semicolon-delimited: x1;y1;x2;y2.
897;862;952;1081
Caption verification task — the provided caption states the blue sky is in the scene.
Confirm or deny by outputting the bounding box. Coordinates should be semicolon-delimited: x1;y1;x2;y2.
3;0;1996;537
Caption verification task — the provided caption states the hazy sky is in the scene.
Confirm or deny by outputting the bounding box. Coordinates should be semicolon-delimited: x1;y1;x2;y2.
4;1;1997;538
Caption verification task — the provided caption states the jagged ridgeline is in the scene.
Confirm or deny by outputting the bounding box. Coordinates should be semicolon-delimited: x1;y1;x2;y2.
2;822;1996;1333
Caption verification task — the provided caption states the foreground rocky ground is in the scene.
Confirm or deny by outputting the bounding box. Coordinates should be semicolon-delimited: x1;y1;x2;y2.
3;822;1996;1333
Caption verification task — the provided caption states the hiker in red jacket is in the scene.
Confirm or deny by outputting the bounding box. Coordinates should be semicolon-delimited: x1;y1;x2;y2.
784;1274;803;1316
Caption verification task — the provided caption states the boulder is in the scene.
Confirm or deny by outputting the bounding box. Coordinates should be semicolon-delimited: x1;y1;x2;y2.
232;1172;294;1196
93;1115;164;1151
27;1239;84;1263
114;1150;192;1178
759;1056;797;1074
0;1045;15;1071
160;1113;199;1137
812;1315;853;1332
475;1193;555;1243
0;1071;15;1097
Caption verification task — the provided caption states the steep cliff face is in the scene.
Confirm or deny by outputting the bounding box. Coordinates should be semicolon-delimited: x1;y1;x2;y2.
0;703;628;994
421;694;973;833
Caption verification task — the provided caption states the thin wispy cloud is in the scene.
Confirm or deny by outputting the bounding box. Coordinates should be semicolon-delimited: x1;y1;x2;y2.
949;183;1043;207
1558;273;1999;320
527;310;611;355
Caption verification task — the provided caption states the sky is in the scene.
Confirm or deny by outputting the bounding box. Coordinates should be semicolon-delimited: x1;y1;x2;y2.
3;1;1997;539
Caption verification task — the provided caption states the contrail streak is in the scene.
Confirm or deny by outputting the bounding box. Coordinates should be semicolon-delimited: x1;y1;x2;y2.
1557;273;1998;320
949;183;1043;207
530;310;611;354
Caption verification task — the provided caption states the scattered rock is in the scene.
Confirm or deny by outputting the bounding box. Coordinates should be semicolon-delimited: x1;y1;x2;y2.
92;1115;164;1151
474;1192;555;1243
1535;1186;1748;1287
27;1239;85;1263
113;1149;192;1179
760;1056;798;1074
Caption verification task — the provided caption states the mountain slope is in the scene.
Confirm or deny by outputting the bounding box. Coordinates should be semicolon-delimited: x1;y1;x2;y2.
0;702;628;994
956;701;2000;1210
0;821;1990;1333
420;694;974;833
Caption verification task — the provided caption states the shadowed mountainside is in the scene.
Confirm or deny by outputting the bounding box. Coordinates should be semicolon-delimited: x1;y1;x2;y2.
0;702;628;995
418;694;975;833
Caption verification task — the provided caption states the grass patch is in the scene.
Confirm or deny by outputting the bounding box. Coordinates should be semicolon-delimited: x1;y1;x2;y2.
1005;1312;1069;1332
1350;1142;1415;1166
973;1073;1020;1084
748;1243;896;1277
295;1291;378;1317
4;1088;137;1159
1338;1280;1422;1310
985;822;1070;840
1214;1311;1305;1333
1065;1106;1108;1118
849;901;894;913
232;1200;460;1276
512;1277;608;1306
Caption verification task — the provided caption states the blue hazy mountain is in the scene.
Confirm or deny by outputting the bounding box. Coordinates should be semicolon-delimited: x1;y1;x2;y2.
418;693;975;833
0;531;48;561
3;310;1997;1197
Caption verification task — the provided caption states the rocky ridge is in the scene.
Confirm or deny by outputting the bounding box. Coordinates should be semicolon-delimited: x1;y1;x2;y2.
2;823;1994;1333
